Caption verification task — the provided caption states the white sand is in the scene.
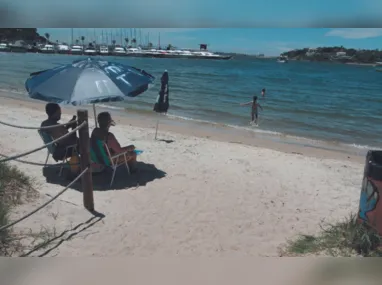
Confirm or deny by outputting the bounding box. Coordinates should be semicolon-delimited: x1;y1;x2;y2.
0;98;364;256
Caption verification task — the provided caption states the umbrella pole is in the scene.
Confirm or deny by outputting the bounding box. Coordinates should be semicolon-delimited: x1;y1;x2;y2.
155;119;159;140
93;104;98;128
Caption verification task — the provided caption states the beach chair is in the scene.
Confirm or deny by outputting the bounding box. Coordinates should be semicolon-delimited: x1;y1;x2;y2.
38;130;78;176
90;139;142;187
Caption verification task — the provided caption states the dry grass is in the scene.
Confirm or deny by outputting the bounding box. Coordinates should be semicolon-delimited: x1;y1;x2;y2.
0;162;38;256
282;213;382;257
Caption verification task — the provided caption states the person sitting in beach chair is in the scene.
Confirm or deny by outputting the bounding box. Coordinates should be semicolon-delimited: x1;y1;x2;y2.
91;112;138;173
40;103;78;161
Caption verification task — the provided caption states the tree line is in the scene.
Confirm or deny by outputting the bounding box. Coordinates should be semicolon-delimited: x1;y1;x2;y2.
0;28;175;50
281;46;382;64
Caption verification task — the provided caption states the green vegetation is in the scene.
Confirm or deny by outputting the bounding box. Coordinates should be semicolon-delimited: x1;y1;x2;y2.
282;213;382;257
281;46;382;64
0;28;47;44
0;162;36;256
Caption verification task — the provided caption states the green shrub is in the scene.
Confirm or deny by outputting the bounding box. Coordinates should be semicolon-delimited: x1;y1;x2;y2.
284;214;382;257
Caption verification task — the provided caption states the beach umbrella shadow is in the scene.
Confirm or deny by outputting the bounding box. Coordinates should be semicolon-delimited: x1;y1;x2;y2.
42;162;166;191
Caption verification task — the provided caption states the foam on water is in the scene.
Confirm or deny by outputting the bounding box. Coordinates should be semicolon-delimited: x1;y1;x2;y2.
97;104;124;110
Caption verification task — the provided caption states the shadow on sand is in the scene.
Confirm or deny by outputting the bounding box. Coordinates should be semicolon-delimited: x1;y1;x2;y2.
42;162;166;191
20;210;105;257
156;139;175;144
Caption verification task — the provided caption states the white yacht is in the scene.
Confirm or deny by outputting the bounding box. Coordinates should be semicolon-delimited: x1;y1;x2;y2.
0;43;9;52
99;45;109;56
141;48;159;57
125;47;138;54
185;50;231;59
84;46;97;56
39;44;55;54
178;50;193;57
111;46;126;56
277;55;288;63
57;44;70;54
70;45;83;55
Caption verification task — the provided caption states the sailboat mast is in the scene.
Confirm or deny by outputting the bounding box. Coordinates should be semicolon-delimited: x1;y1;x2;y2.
71;28;74;45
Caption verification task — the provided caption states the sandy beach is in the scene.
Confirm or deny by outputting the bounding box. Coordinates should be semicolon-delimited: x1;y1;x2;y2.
0;95;364;257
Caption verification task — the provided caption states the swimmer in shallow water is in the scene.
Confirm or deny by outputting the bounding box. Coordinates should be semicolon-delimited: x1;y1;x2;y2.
261;88;266;97
240;95;263;125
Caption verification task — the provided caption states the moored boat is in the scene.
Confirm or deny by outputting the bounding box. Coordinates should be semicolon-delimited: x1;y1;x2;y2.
84;46;97;56
99;45;109;56
57;44;70;54
277;55;288;63
0;43;10;52
8;40;28;53
126;47;145;57
70;45;83;55
39;44;55;54
111;46;126;56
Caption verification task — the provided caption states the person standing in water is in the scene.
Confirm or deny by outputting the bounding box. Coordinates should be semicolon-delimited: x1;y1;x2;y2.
261;88;266;97
240;96;263;125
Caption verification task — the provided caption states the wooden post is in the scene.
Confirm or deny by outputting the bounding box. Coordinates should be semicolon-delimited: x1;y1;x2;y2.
93;104;98;128
77;109;94;211
155;120;159;140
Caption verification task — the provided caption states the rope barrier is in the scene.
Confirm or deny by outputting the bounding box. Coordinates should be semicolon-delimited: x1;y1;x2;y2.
0;121;86;164
0;167;89;232
0;155;78;167
0;119;78;130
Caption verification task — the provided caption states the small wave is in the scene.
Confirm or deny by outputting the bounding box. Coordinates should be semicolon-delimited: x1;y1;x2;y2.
166;113;284;136
0;87;27;95
96;104;125;110
166;113;222;125
225;124;283;136
342;143;382;151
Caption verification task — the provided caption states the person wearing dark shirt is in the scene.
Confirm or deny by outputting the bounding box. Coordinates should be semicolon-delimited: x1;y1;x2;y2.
261;88;266;97
91;112;137;172
40;103;78;161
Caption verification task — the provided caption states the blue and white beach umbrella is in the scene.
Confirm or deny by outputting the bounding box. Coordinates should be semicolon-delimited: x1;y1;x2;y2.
25;58;155;126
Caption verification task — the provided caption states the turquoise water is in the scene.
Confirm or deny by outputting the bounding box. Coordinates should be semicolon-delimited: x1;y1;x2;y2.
0;52;381;149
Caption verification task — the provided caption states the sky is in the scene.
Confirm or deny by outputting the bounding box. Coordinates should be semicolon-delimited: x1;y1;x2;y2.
3;0;382;27
2;0;380;55
38;28;382;56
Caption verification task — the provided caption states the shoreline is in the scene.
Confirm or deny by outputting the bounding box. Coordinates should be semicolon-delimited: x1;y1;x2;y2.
289;58;376;66
0;93;366;164
0;93;364;256
0;49;378;65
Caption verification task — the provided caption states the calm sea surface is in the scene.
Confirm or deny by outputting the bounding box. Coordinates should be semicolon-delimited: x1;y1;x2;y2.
0;52;381;150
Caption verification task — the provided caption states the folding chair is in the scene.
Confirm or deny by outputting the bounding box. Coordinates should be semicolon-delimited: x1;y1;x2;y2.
38;130;78;176
92;139;142;187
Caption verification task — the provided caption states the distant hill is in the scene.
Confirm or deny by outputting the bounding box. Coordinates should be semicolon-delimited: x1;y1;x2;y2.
281;46;382;64
0;28;48;44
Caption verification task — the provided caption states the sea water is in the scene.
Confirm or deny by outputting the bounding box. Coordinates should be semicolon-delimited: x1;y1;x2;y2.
0;52;381;151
